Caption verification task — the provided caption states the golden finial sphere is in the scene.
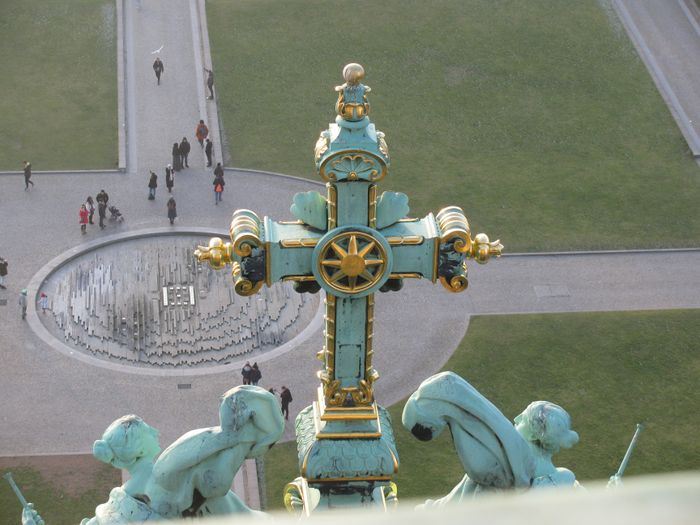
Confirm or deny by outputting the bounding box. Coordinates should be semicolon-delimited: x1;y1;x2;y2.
343;63;365;85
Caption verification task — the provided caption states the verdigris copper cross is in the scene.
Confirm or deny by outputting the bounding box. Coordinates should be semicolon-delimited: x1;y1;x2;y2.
195;63;502;511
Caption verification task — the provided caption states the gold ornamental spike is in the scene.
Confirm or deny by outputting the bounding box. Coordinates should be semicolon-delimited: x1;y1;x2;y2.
194;237;233;270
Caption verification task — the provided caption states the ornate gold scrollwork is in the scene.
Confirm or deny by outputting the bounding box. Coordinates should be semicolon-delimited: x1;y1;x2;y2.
314;131;329;162
283;478;311;516
318;371;344;406
353;378;374;404
317;231;388;295
319;151;387;182
230;209;262;257
322;382;375;407
436;206;472;253
194;237;233;269
436;206;503;262
439;261;469;293
231;261;263;297
376;131;389;158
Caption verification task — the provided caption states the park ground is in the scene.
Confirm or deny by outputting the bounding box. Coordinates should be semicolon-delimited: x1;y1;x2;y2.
0;0;117;171
208;0;700;252
0;0;699;522
262;310;700;508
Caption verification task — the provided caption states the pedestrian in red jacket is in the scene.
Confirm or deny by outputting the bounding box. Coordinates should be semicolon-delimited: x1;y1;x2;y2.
79;204;89;234
195;120;209;147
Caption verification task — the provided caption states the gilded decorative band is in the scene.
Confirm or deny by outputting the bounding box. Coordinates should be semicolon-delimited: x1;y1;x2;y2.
436;206;471;253
230;209;262;257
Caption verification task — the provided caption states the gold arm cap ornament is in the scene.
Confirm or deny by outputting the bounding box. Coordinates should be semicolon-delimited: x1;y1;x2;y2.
471;233;503;264
194;237;233;269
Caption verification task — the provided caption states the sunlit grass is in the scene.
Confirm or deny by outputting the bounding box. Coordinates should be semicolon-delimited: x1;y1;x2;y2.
0;0;117;170
208;0;700;252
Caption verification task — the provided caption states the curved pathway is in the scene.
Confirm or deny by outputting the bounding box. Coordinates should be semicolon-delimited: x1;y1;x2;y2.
0;0;699;505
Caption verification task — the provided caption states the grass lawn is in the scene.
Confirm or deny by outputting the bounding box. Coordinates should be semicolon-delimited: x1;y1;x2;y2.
262;309;700;509
208;0;700;252
0;0;117;171
0;455;121;524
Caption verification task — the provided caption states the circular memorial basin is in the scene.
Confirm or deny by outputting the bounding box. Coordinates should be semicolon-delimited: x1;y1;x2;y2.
30;230;321;374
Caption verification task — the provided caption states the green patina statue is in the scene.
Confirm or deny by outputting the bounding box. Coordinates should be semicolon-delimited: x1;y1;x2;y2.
403;372;582;507
78;386;283;523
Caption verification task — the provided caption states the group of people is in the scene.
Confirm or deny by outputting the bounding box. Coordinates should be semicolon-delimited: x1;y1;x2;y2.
240;362;294;421
16;289;47;319
241;362;262;385
171;137;191;171
3;261;49;319
79;190;113;233
149;55;222;222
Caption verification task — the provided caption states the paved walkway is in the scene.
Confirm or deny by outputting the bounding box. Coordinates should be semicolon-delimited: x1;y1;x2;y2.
614;0;700;157
0;0;699;510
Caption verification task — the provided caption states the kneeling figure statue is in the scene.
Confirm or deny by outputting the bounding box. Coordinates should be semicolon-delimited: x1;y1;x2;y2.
402;371;580;507
41;385;284;524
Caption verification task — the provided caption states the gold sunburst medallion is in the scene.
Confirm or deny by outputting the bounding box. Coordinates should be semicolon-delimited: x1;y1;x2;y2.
318;231;387;294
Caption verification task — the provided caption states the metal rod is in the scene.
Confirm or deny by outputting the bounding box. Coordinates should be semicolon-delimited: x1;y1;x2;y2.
616;423;644;477
3;472;29;507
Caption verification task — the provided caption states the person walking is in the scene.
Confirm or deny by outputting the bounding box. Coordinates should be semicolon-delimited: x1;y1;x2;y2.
241;362;252;385
96;189;108;229
280;386;293;421
148;170;158;200
167;197;177;225
165;164;174;192
213;170;225;205
204;67;215;99
85;196;95;225
38;292;49;314
250;363;262;386
0;257;8;289
19;289;28;320
98;201;107;229
23;161;34;191
214;162;224;179
79;204;89;234
204;138;213;167
153;57;164;85
96;189;109;206
195;119;209;147
171;142;182;172
179;137;191;168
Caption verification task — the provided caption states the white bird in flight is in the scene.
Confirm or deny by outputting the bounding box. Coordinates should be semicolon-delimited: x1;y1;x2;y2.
151;45;164;54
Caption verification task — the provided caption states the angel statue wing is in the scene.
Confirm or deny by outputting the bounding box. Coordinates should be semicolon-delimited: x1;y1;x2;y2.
402;371;535;505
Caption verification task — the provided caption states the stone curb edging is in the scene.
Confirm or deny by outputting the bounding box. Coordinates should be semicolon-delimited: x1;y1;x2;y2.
613;0;700;158
25;227;325;378
116;0;127;170
224;167;325;186
194;0;224;170
0;169;123;176
505;247;700;257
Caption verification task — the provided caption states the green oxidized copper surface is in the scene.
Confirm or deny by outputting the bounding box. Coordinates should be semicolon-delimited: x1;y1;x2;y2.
194;63;503;512
295;405;398;481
